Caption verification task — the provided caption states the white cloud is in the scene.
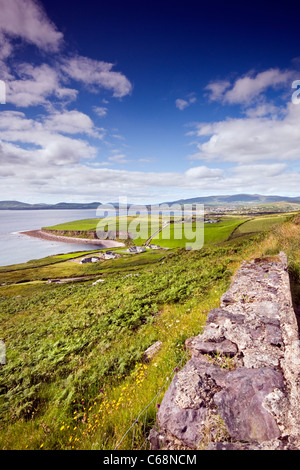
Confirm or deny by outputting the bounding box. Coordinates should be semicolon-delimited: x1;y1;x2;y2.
60;55;133;98
0;110;98;167
0;109;299;202
176;94;197;111
108;153;131;164
1;156;300;202
225;69;294;104
204;80;231;102
185;166;224;179
205;68;295;105
43;110;104;139
0;32;13;61
176;99;190;111
188;101;300;163
0;0;63;52
244;103;282;118
93;106;108;117
0;1;132;109
6;63;78;107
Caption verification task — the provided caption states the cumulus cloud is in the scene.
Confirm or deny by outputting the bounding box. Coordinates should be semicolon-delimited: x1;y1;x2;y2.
1;153;300;202
5;55;133;108
0;108;299;201
0;0;63;52
93;106;108;117
185;166;224;179
0;32;13;61
176;94;197;111
205;68;295;105
243;103;282;118
5;63;78;107
43;110;104;139
60;55;133;98
108;153;132;164
0;110;98;167
176;99;190;111
0;1;132;109
204;80;231;102
188;101;300;163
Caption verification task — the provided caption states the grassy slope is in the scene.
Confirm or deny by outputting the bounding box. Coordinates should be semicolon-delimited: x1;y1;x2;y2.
0;212;297;450
45;215;247;249
0;241;253;450
43;219;102;231
232;214;291;237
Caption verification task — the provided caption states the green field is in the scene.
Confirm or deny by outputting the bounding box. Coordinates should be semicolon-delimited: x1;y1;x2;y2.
1;212;299;450
43;214;292;249
231;214;291;238
0;233;260;450
43;219;101;231
44;215;168;234
45;215;248;249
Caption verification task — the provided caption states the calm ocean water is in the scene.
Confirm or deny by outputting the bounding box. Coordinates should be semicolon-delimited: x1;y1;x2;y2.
0;210;105;267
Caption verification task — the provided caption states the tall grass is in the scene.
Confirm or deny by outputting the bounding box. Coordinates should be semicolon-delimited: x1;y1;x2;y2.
1;213;299;450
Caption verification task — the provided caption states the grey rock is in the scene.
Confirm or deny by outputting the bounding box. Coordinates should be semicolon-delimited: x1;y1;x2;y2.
191;338;238;358
265;324;283;347
157;374;208;448
157;357;228;448
150;252;300;450
143;341;162;362
214;367;285;443
207;308;245;325
220;293;235;306
242;348;282;369
206;439;287;451
206;441;260;450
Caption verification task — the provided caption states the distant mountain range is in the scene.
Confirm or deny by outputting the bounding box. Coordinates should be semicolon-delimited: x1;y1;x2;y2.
166;194;300;206
0;201;102;210
1;195;300;210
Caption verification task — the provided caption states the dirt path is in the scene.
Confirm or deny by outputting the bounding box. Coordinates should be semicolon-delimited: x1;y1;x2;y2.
47;276;98;284
145;222;170;246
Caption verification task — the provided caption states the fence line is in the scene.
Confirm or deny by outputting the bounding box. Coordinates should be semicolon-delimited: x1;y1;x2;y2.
114;352;188;450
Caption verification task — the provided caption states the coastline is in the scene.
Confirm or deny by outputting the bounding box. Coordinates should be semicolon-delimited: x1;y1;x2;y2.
20;230;125;248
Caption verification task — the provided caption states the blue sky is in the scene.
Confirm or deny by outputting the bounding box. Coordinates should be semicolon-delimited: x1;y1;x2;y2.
0;0;300;204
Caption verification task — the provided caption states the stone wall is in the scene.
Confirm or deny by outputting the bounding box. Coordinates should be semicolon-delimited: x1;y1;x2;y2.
149;252;300;450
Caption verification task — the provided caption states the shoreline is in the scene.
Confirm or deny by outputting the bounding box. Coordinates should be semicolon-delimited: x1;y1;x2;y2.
20;230;125;248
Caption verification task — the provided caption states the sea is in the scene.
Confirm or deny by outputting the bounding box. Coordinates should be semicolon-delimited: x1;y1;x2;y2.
0;209;105;267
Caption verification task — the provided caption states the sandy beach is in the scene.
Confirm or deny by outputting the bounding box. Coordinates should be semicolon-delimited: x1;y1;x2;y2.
20;230;125;248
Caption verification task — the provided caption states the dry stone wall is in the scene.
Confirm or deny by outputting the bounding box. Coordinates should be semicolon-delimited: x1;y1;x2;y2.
149;252;300;450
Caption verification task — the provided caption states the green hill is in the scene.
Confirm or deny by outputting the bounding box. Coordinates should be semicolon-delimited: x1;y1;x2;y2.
0;211;299;450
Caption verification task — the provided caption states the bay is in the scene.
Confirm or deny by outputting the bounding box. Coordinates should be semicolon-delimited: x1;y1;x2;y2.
0;209;105;267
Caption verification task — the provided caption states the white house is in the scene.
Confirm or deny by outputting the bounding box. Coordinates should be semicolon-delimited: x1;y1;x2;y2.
127;246;146;254
80;257;100;264
103;251;118;260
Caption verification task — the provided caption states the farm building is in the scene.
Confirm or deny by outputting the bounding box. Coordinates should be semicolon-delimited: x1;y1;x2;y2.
102;251;119;260
80;257;100;264
127;246;146;254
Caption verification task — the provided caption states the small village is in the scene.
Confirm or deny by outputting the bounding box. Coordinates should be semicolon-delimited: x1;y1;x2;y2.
80;244;163;264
